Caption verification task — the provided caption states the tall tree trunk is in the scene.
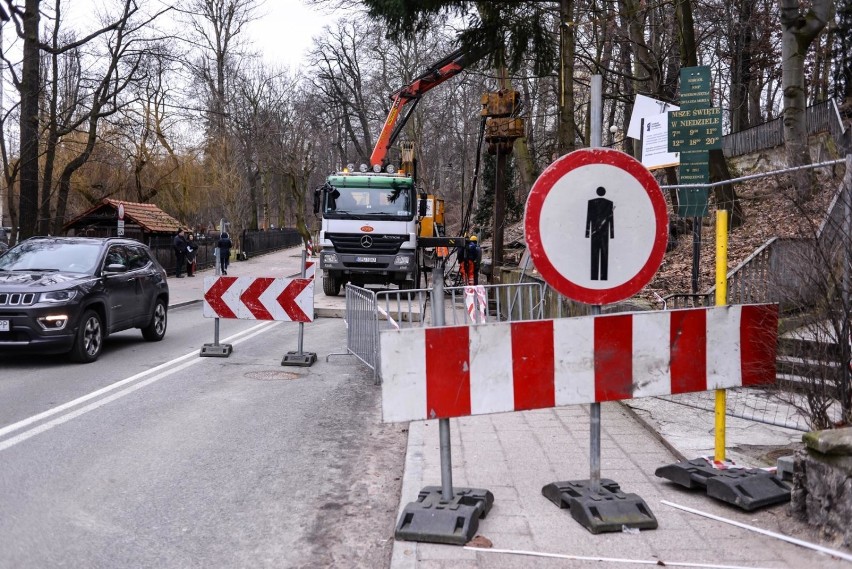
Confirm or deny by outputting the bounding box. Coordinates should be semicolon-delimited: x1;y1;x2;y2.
18;0;40;239
557;0;576;155
780;0;832;200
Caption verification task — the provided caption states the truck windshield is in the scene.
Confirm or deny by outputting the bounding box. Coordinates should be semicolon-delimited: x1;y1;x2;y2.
324;186;413;218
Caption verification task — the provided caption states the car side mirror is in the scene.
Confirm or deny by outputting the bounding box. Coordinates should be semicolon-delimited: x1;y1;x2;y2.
104;263;127;273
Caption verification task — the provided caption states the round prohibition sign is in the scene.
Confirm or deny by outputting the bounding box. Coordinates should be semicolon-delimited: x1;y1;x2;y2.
524;148;668;305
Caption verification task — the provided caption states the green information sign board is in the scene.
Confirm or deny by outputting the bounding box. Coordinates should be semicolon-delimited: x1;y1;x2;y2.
667;108;722;153
679;66;712;110
677;151;709;217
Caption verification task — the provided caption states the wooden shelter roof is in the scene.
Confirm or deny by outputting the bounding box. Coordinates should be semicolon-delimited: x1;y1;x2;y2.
63;198;184;234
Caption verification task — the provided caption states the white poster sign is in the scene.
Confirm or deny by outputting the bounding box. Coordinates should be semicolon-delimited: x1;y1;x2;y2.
627;95;679;140
640;113;680;170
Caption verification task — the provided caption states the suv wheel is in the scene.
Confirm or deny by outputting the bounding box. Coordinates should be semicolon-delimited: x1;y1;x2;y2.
141;298;167;341
70;310;103;363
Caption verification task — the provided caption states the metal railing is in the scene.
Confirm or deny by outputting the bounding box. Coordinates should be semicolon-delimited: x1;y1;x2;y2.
338;280;547;383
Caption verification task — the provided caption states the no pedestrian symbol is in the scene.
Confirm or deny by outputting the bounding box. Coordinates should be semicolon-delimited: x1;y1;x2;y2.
524;148;669;305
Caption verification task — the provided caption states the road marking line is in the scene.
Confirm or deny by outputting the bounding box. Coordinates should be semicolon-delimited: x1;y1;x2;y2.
0;321;278;442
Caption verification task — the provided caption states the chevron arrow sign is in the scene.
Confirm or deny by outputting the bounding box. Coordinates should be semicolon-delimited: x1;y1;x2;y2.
202;276;314;322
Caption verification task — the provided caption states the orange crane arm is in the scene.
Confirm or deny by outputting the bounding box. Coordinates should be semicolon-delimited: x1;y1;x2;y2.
369;46;487;167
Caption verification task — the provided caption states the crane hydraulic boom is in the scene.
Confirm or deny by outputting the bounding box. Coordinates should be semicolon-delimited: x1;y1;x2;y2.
369;45;488;168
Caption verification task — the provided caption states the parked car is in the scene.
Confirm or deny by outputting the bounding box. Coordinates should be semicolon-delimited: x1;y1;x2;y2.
0;237;169;362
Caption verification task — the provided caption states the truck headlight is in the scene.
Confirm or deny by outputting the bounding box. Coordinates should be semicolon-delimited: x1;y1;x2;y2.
394;255;410;265
323;252;339;264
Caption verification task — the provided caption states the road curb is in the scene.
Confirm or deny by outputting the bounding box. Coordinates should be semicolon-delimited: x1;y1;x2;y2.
389;421;424;569
619;400;688;462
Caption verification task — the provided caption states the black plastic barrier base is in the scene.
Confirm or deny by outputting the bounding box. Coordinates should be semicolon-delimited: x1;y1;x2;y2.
200;343;232;357
281;351;317;367
542;478;658;534
656;458;790;511
395;486;494;545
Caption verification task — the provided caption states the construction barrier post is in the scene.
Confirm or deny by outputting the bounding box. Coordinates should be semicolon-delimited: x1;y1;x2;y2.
655;208;790;510
282;249;318;367
393;260;494;545
714;209;728;462
542;304;657;534
200;315;233;357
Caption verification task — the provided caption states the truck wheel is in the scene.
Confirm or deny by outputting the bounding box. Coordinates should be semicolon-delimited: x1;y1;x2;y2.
399;264;420;294
323;274;341;296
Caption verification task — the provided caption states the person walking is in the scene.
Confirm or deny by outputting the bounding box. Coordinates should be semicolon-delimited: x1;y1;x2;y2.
173;229;188;278
185;233;197;277
217;232;232;275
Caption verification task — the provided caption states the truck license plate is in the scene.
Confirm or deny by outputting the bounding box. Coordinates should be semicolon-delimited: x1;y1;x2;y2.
355;257;377;263
0;320;9;332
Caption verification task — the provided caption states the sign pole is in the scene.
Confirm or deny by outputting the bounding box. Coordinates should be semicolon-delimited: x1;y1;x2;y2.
538;75;659;533
588;75;603;496
282;250;317;367
691;218;701;294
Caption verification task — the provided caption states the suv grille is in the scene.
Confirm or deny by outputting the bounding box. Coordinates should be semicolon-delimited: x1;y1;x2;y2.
327;233;408;255
0;292;36;306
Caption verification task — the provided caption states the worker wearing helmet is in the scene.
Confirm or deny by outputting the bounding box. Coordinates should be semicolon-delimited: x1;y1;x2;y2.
468;235;482;285
460;235;481;285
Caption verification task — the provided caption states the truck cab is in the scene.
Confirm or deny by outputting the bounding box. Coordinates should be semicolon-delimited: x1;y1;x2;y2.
315;170;420;296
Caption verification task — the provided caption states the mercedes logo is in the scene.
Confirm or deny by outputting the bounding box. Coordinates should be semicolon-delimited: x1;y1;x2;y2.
360;235;373;248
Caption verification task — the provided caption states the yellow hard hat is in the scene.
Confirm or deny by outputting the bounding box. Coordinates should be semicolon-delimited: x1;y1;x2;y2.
470;235;478;242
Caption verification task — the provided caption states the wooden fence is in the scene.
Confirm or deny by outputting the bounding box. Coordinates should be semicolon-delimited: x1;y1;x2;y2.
722;99;847;157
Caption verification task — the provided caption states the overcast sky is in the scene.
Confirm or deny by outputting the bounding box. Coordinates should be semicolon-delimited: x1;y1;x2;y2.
65;0;337;72
247;1;337;71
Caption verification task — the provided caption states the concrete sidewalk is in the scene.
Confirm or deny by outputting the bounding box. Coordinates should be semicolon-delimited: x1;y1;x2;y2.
390;401;847;568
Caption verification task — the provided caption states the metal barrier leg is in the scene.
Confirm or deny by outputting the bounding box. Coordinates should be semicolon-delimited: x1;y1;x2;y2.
200;316;232;357
394;263;494;546
541;300;657;533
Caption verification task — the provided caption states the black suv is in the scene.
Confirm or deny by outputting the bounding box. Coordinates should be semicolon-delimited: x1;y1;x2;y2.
0;237;169;362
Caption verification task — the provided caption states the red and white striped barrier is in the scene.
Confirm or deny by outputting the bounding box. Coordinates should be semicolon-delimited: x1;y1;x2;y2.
203;276;314;322
464;286;487;324
380;304;777;423
304;260;316;280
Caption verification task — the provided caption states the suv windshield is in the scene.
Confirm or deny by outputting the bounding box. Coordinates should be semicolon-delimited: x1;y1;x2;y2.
0;240;102;274
324;186;413;218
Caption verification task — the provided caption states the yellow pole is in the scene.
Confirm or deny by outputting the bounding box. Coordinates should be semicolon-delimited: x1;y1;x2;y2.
714;209;728;462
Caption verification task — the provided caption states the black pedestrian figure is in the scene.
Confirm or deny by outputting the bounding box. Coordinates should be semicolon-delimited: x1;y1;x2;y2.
585;186;614;281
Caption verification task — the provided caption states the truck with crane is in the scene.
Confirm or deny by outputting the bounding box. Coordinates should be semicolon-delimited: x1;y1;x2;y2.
314;44;524;295
314;46;474;296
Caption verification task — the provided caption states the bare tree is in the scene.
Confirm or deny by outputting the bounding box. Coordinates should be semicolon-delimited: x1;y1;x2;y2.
779;0;832;200
182;0;259;138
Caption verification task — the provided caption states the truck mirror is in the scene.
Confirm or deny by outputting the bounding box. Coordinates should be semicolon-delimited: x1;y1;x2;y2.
313;188;320;215
418;193;427;217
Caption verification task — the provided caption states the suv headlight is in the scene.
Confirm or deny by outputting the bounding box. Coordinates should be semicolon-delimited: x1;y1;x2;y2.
39;290;77;303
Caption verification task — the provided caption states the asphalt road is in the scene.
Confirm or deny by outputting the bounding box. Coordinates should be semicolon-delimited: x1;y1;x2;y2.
0;303;405;568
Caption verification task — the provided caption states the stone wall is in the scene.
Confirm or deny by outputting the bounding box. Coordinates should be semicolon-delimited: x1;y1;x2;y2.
790;427;852;548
